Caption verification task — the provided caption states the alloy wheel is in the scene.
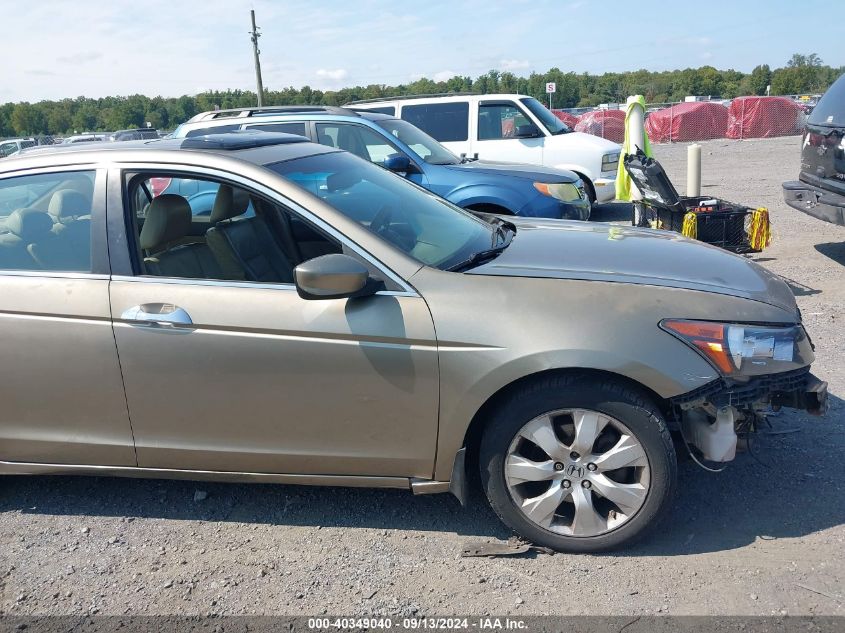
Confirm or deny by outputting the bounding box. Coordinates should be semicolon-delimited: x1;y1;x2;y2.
504;408;651;537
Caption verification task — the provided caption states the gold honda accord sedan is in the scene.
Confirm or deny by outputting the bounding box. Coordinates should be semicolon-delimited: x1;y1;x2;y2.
0;131;826;551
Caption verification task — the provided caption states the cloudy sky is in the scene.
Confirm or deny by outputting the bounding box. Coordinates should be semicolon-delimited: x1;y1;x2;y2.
1;0;841;103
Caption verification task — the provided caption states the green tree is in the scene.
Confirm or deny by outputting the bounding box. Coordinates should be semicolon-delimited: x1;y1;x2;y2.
10;103;46;135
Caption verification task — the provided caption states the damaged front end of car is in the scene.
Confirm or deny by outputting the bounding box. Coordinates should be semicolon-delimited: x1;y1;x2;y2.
662;319;828;464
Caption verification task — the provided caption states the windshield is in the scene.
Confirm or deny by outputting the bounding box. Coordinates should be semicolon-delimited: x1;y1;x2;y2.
0;142;18;158
520;97;571;135
266;151;496;270
808;74;845;127
375;118;460;165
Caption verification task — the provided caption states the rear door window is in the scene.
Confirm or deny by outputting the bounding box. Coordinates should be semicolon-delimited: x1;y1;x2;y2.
0;170;95;272
315;123;399;165
401;102;469;142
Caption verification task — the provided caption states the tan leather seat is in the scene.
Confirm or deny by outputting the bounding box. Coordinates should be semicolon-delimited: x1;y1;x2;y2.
140;194;222;279
205;185;294;283
1;209;53;269
48;189;91;224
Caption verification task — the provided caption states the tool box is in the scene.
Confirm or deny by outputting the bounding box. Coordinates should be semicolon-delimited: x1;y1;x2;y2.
623;149;769;253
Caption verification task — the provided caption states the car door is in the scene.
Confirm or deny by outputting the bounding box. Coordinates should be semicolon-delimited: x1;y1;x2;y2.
472;100;545;164
0;167;136;466
107;166;439;478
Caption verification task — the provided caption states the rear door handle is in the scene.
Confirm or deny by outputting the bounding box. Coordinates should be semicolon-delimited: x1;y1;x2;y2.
121;303;193;328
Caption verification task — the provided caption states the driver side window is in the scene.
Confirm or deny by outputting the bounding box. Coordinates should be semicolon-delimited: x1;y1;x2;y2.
478;103;530;140
126;173;341;284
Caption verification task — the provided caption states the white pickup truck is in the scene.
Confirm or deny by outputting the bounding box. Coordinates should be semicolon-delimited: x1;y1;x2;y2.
347;93;621;203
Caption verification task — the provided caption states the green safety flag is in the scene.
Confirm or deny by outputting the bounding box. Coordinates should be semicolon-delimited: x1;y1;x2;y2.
615;95;652;201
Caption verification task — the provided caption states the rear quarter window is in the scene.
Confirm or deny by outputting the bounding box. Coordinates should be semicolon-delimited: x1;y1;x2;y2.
401;102;469;142
365;106;396;116
185;124;240;138
245;122;307;136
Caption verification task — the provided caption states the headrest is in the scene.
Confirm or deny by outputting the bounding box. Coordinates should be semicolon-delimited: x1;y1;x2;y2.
6;208;54;242
48;189;90;221
139;194;191;251
210;185;250;224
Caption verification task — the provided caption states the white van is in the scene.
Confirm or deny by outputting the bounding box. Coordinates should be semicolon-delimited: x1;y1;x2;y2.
0;138;38;159
347;94;621;203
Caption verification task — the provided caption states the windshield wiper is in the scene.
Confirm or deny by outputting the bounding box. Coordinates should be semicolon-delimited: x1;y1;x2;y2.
447;223;515;272
446;244;510;272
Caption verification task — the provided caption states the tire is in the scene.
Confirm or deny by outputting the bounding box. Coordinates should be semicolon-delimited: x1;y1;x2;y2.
479;374;676;553
578;176;596;205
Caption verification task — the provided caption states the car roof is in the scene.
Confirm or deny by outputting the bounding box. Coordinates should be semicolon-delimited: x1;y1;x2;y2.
0;131;338;175
346;93;530;107
174;107;397;135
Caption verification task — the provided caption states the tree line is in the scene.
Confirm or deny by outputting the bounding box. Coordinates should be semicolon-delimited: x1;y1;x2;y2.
2;53;841;138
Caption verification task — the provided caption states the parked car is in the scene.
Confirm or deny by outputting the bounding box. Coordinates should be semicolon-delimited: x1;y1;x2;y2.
346;94;621;204
108;128;159;142
0;138;38;158
172;106;590;220
0;131;826;552
62;134;105;144
783;73;845;225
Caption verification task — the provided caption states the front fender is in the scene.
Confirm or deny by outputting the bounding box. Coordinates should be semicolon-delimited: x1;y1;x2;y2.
409;268;769;482
431;344;716;482
445;183;525;214
554;163;597;183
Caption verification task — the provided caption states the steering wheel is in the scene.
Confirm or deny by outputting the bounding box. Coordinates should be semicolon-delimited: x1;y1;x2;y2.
369;204;393;235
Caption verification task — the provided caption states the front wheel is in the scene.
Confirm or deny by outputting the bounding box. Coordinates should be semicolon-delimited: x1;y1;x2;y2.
479;375;677;552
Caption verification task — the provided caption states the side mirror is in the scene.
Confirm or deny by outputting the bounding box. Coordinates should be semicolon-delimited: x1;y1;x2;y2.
293;253;383;300
515;124;541;139
383;153;412;173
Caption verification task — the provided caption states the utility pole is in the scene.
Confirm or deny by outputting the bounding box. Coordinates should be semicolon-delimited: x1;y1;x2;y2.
250;9;265;107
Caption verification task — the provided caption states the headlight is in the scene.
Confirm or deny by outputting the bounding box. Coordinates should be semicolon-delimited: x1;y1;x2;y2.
533;182;583;202
661;319;807;376
602;152;619;173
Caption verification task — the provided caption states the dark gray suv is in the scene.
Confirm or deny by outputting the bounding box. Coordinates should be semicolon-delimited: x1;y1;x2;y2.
783;72;845;225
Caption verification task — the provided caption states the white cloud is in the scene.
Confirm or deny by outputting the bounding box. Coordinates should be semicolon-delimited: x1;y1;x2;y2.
432;70;458;82
56;51;103;64
315;68;348;81
500;59;530;71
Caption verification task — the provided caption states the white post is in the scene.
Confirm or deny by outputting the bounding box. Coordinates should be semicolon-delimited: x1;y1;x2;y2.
687;143;702;197
626;96;645;203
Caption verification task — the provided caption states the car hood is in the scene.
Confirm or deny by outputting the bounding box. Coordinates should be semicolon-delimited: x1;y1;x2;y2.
548;131;620;153
442;160;579;183
468;218;797;312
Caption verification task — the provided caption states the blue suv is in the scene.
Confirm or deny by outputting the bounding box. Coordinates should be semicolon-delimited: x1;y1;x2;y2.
171;106;591;220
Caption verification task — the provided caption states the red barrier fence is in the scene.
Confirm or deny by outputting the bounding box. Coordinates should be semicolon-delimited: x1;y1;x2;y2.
552;110;579;128
645;101;728;143
574;110;625;143
553;95;808;144
726;96;804;139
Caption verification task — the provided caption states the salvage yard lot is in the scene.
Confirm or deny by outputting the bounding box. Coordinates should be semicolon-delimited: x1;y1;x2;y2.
1;136;843;617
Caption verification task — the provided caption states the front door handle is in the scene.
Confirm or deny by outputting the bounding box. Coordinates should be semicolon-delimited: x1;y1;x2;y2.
121;303;193;328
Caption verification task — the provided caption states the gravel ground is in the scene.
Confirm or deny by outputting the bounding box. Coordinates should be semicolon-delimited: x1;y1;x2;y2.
1;136;844;618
